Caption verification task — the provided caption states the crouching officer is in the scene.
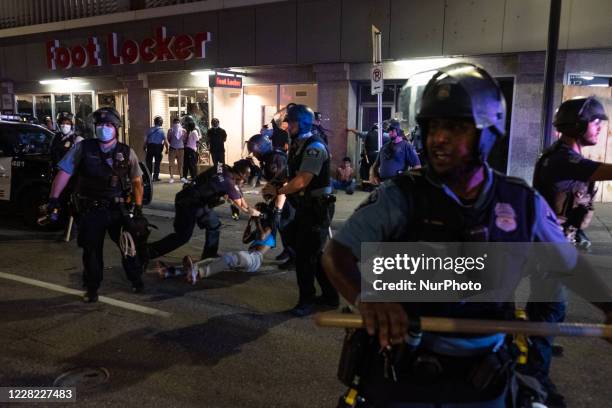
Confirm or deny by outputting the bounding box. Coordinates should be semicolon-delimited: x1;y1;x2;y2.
47;107;146;303
247;134;295;267
147;160;261;261
263;104;338;317
528;96;610;407
321;63;612;407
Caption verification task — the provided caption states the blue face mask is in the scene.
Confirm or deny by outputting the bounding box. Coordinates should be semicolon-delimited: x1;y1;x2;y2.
96;126;115;142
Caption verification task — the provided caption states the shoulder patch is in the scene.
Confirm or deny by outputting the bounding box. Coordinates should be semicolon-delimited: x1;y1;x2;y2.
306;147;321;158
355;189;379;212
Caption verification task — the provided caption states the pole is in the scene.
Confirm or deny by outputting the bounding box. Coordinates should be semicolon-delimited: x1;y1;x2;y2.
372;25;383;151
314;312;612;339
541;0;562;150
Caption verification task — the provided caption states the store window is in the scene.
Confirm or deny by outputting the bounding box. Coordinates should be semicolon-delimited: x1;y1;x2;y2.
34;95;52;125
16;95;33;115
55;94;71;115
74;93;93;134
180;89;209;136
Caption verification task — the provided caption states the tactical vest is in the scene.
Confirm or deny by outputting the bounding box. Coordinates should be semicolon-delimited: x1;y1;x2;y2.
51;132;77;164
76;139;131;200
262;149;288;182
392;170;536;321
534;141;596;231
187;164;233;207
288;135;331;197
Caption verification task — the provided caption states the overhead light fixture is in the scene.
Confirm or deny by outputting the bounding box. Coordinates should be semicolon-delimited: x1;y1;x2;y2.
190;70;215;76
580;75;594;81
39;78;89;86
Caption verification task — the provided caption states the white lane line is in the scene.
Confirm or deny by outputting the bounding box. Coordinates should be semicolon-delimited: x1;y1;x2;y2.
0;271;171;318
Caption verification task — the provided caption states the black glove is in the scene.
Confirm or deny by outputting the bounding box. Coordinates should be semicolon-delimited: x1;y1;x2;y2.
273;207;283;230
133;204;143;218
46;197;61;213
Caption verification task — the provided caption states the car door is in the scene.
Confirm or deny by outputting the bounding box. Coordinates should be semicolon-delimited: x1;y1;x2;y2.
0;125;17;201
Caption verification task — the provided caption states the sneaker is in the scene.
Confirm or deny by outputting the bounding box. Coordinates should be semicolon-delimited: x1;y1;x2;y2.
169;178;175;184
83;289;98;303
290;302;315;317
131;281;144;293
275;250;290;262
180;177;189;183
183;255;199;284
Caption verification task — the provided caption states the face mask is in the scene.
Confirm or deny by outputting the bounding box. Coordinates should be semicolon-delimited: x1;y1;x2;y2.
173;124;181;132
60;124;72;135
95;126;115;142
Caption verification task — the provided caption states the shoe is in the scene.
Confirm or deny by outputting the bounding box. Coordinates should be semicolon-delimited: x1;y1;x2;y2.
314;295;340;309
180;177;189;183
183;255;199;284
131;279;144;293
278;258;295;270
346;188;354;195
540;377;567;408
231;213;240;221
83;289;98;303
275;250;290;262
290;302;315;317
169;178;175;184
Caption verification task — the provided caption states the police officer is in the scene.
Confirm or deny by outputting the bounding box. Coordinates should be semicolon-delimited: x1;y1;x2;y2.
263;104;338;317
50;111;84;166
247;134;296;267
348;124;390;191
529;96;610;407
322;63;612;406
147;160;261;261
47;107;146;303
145;115;168;182
370;119;421;183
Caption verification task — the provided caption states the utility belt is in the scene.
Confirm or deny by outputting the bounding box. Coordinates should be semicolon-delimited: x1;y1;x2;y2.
338;328;515;407
74;195;127;214
292;193;335;226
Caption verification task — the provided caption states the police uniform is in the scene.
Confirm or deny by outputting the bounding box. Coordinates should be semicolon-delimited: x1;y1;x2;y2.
50;128;83;166
334;166;568;406
57;138;144;292
288;132;338;309
147;163;242;260
145;124;166;181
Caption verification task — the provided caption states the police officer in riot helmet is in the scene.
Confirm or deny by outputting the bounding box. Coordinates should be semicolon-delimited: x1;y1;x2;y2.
263;104;338;317
247;133;295;267
47;107;147;303
51;111;84;167
528;96;610;407
147;159;261;262
322;63;612;406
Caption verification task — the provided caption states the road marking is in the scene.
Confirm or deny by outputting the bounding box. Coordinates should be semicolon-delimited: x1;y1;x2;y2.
0;271;171;318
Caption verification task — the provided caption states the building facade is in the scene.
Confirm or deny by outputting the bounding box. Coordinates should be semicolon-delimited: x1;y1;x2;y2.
0;0;611;196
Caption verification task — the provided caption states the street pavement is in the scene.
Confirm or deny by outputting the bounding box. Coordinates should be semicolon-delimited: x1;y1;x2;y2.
0;176;611;407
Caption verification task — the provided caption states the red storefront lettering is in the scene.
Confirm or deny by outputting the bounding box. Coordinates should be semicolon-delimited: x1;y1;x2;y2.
46;26;211;70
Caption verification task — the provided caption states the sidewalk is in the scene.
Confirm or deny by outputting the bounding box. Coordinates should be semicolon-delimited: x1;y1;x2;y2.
144;173;612;243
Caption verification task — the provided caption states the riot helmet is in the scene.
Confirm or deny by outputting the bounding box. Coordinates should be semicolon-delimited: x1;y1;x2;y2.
285;103;314;135
92;107;122;128
56;111;74;124
553;96;608;137
314;112;323;123
247;134;273;159
154;115;163;126
407;63;506;163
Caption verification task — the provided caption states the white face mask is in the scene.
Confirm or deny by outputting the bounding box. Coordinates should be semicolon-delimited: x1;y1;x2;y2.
60;124;72;135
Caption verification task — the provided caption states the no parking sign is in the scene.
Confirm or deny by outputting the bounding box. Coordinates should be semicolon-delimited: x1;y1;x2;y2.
371;64;384;95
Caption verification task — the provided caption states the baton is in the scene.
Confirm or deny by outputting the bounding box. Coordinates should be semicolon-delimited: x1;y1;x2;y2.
314;311;612;339
64;216;74;242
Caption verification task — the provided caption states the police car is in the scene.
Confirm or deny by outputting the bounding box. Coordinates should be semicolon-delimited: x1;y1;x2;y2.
0;114;153;228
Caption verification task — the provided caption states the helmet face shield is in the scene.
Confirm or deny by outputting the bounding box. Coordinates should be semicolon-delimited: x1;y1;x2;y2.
402;63;507;163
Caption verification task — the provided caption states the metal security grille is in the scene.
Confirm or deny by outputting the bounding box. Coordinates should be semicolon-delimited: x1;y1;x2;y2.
144;0;203;7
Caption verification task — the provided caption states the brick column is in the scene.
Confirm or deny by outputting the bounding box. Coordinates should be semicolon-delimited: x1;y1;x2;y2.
120;75;150;162
314;63;356;170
